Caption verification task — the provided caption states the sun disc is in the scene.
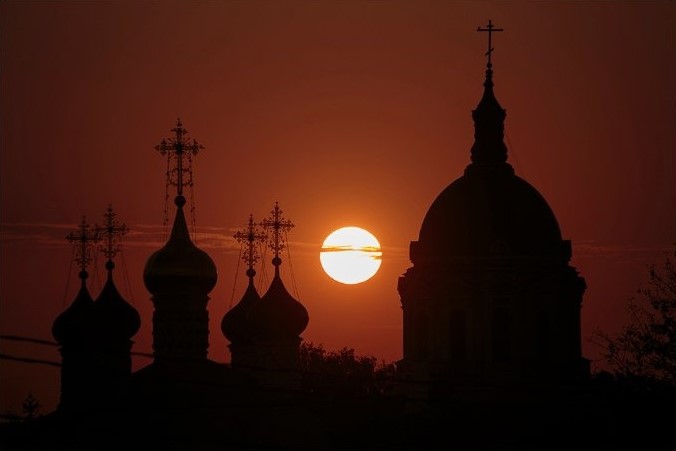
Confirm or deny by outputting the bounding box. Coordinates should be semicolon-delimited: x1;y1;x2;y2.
320;227;382;284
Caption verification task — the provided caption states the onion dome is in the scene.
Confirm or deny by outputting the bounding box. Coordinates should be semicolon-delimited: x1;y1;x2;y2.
143;195;217;296
95;261;141;344
248;203;308;340
53;217;99;345
222;215;267;344
222;273;260;344
252;272;309;340
413;56;566;264
52;271;95;345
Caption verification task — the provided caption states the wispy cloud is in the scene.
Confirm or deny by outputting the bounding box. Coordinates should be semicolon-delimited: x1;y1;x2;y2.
321;245;382;253
0;223;75;248
572;241;673;258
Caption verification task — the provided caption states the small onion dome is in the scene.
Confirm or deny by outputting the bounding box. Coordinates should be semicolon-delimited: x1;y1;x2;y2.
221;273;260;344
52;272;95;346
94;262;141;344
143;197;217;296
250;273;309;341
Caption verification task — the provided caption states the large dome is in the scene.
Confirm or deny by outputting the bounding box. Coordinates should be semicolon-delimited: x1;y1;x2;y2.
415;165;563;261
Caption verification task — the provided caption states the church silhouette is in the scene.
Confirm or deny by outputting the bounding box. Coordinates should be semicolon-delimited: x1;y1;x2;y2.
1;21;673;451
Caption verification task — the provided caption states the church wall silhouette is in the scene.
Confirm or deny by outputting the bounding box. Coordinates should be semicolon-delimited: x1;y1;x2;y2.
397;21;588;398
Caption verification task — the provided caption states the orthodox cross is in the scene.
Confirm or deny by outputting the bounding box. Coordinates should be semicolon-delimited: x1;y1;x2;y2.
234;214;268;279
261;202;294;272
66;216;100;278
154;118;204;199
95;204;128;269
477;19;504;67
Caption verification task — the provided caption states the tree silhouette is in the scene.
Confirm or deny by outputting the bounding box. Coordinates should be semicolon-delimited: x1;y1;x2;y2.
592;251;676;386
299;342;396;397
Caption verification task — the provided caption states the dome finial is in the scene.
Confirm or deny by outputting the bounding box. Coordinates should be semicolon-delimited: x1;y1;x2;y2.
95;204;128;274
154;119;204;205
469;20;509;169
233;214;268;284
66;216;100;284
261;202;294;277
477;19;503;72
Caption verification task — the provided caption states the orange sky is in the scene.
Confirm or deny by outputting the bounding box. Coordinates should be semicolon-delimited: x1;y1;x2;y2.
1;1;674;414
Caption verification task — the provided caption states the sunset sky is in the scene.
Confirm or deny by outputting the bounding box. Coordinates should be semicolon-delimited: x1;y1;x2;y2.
1;1;674;414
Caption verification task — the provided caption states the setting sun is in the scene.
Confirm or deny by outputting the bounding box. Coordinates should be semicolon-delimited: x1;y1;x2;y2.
320;227;382;285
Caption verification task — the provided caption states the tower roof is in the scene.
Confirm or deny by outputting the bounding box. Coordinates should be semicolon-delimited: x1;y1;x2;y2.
143;120;217;297
52;217;98;345
94;205;140;344
414;21;566;263
249;203;308;340
222;215;266;344
254;273;309;340
52;281;95;346
144;195;217;296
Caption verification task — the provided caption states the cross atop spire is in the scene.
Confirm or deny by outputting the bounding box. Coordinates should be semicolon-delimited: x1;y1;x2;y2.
234;214;268;280
477;19;504;68
154;118;204;203
95;204;128;271
66;217;100;281
261;202;294;275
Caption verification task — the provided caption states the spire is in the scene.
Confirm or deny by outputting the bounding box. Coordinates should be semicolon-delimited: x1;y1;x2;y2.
154;117;204;238
52;217;99;345
470;20;509;168
94;205;140;343
250;203;308;341
154;118;204;202
260;202;294;278
68;216;100;289
235;214;268;286
477;19;503;69
144;120;216;362
221;215;267;345
144;119;216;298
96;204;128;275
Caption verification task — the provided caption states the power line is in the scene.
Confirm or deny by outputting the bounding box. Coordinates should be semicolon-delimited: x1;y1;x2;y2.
0;335;57;346
0;353;61;367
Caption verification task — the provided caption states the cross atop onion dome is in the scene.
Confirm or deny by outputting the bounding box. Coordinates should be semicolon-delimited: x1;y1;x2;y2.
93;205;140;343
66;216;100;281
261;202;294;276
154;118;204;204
234;214;268;281
53;217;100;345
221;215;267;345
95;204;128;271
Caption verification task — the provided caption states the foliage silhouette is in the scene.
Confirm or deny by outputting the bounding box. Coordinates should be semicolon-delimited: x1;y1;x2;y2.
299;341;396;398
591;250;676;387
